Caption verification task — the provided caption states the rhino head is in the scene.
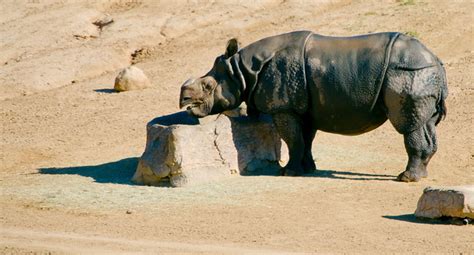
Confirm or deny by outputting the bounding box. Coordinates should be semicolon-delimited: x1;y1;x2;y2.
179;39;243;117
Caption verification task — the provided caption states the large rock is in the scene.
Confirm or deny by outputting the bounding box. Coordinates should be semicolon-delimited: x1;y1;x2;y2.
132;111;288;187
114;66;151;92
415;186;474;219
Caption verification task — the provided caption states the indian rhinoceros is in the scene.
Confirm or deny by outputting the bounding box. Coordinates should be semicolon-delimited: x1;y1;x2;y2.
179;31;448;182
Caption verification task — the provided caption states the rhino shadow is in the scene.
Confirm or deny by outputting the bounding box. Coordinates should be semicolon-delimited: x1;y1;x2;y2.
228;114;396;181
240;166;396;181
148;111;200;126
39;157;138;185
305;169;396;181
382;214;468;225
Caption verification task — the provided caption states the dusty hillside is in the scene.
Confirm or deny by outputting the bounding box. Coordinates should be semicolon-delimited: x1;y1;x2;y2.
1;0;473;254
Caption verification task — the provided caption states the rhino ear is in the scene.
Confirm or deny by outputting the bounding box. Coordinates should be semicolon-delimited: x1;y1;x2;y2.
225;38;239;58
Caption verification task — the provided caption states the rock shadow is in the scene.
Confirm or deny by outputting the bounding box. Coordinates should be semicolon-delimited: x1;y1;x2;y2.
39;157;139;185
94;88;117;93
383;214;470;225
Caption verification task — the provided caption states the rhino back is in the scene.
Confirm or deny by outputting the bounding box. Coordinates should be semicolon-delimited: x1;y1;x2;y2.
388;34;440;70
304;32;398;133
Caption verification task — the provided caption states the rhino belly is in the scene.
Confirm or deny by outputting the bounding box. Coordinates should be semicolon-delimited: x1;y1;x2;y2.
304;34;394;134
307;81;388;135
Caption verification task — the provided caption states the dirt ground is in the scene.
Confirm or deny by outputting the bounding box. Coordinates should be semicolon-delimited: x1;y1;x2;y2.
1;0;473;254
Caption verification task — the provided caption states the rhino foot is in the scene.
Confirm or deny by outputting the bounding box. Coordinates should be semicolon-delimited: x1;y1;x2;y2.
280;167;303;177
302;158;317;174
396;169;427;182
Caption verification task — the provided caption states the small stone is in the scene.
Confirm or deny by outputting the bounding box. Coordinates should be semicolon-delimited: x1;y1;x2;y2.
114;66;151;92
126;210;132;214
415;185;474;219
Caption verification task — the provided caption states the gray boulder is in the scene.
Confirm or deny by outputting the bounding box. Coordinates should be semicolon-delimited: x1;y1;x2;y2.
132;111;287;187
415;186;474;219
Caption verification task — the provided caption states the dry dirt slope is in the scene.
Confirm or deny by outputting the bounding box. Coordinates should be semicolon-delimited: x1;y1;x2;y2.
1;0;473;254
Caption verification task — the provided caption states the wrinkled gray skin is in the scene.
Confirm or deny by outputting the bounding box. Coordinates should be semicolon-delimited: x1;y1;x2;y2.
179;31;448;182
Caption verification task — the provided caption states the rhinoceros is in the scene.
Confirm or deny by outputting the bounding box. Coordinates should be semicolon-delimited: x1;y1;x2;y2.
179;31;448;182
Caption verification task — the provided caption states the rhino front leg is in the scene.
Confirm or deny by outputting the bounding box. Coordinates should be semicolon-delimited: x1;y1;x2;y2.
272;112;305;176
398;116;438;182
302;124;317;174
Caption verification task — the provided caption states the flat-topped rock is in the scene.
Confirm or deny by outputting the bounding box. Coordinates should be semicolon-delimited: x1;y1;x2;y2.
132;111;287;187
415;185;474;219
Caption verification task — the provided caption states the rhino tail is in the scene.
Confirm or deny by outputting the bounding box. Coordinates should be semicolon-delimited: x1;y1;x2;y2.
435;63;448;126
435;97;447;125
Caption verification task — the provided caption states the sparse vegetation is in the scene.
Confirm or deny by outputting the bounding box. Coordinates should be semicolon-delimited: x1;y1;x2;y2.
364;11;377;16
398;0;416;6
405;30;419;38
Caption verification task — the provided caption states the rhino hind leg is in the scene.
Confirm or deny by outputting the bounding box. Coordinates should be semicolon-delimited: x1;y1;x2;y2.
272;112;306;176
398;115;438;182
383;65;445;182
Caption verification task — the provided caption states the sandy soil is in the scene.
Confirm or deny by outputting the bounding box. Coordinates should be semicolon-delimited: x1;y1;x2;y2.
1;0;473;254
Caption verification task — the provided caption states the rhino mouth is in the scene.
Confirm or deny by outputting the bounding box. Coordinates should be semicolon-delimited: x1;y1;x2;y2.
180;98;203;112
